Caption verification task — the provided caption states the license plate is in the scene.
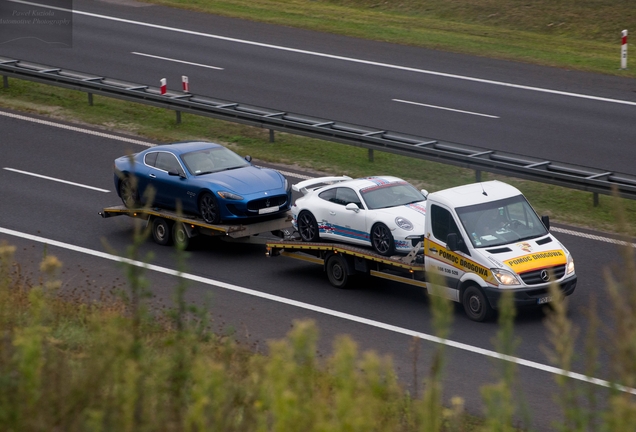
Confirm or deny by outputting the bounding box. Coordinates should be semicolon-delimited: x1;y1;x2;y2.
258;206;279;214
537;296;553;305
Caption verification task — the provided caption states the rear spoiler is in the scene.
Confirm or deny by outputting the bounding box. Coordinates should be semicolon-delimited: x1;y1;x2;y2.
292;176;352;195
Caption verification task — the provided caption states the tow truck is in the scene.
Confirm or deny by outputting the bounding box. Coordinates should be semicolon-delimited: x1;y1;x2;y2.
266;180;577;321
99;205;293;248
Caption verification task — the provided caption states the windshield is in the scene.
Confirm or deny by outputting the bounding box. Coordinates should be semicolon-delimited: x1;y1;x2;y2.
360;182;425;210
456;195;548;248
181;147;250;175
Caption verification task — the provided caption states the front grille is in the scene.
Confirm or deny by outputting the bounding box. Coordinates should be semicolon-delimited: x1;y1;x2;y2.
519;265;566;285
247;195;288;211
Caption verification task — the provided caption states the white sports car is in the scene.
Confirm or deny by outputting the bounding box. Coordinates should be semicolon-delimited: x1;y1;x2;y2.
291;175;427;256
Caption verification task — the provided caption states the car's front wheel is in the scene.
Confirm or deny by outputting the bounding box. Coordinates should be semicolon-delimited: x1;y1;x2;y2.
119;176;140;208
462;285;494;322
297;211;319;242
199;192;220;224
370;223;395;256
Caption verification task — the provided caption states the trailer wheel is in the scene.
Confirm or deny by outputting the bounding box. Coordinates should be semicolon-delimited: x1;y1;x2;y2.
462;285;494;322
151;217;173;246
173;222;191;250
119;176;140;208
298;211;319;242
370;223;395;256
326;254;350;289
199;192;220;224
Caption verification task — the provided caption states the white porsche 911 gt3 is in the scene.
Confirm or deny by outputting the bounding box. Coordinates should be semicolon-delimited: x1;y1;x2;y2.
291;175;427;256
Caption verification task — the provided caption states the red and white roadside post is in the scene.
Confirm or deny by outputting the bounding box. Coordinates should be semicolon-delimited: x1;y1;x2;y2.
621;30;628;70
160;78;167;95
182;75;189;93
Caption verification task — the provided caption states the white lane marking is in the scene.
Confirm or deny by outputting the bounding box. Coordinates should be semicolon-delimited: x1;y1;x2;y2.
3;167;110;192
393;99;500;119
10;0;636;107
552;226;636;248
0;226;633;395
131;52;224;70
0;110;155;147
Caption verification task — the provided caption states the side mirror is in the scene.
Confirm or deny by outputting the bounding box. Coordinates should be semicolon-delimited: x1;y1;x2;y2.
168;169;185;178
541;215;550;231
421;189;429;199
244;155;252;163
345;203;360;213
446;233;459;252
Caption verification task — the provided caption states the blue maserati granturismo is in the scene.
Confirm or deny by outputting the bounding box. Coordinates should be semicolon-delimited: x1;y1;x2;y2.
113;141;291;224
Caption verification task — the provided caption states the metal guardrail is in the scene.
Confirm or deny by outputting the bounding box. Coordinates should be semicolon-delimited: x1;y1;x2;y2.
2;56;636;201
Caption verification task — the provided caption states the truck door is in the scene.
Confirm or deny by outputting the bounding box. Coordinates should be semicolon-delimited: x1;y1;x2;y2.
425;204;470;302
317;187;368;246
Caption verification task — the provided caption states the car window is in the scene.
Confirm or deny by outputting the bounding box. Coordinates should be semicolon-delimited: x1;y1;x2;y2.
319;187;363;209
181;147;250;175
155;152;183;174
144;152;158;167
431;204;469;254
361;182;425;210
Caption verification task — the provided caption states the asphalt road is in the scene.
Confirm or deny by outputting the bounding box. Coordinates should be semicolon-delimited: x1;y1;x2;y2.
1;0;636;174
0;109;631;430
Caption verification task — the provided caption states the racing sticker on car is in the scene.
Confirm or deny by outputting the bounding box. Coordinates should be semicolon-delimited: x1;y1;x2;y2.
360;178;408;193
406;203;426;215
504;249;566;273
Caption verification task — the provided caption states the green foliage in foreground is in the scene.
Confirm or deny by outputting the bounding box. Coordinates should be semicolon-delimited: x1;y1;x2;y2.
1;199;636;431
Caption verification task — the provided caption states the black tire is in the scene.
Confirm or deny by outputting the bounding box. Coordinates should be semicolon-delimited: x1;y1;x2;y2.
297;211;319;242
151;217;172;246
370;223;395;256
199;192;220;224
462;285;494;322
119;176;140;208
326;254;350;289
173;222;191;250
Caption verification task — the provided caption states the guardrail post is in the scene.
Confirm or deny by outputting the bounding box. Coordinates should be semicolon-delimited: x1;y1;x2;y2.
475;170;482;182
176;111;181;124
593;192;599;207
88;93;93;106
2;75;7;88
368;149;374;162
269;129;275;142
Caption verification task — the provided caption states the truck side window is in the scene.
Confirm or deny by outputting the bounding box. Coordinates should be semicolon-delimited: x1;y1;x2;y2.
431;205;469;255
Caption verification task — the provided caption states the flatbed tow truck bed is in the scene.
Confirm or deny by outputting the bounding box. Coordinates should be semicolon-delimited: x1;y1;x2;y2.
100;205;293;247
265;239;426;289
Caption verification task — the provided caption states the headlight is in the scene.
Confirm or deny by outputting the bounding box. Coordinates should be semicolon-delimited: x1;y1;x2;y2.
284;178;290;192
567;255;575;275
492;268;521;286
395;217;413;231
217;191;243;200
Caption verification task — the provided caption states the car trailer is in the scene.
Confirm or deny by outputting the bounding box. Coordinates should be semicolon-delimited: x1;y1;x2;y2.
265;239;425;289
100;205;293;249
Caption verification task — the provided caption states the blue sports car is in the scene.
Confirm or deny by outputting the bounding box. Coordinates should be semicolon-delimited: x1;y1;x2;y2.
113;141;291;224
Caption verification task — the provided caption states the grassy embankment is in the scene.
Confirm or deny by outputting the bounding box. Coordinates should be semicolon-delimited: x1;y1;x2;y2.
2;1;636;233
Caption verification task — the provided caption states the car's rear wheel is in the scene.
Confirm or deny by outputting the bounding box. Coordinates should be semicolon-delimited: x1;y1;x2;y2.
326;254;350;288
199;192;220;224
370;223;395;256
151;217;172;246
173;222;191;250
297;211;319;242
119;176;140;208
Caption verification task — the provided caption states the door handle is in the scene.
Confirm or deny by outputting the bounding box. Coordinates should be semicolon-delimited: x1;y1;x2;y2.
428;247;437;253
329;211;336;215
149;174;156;179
